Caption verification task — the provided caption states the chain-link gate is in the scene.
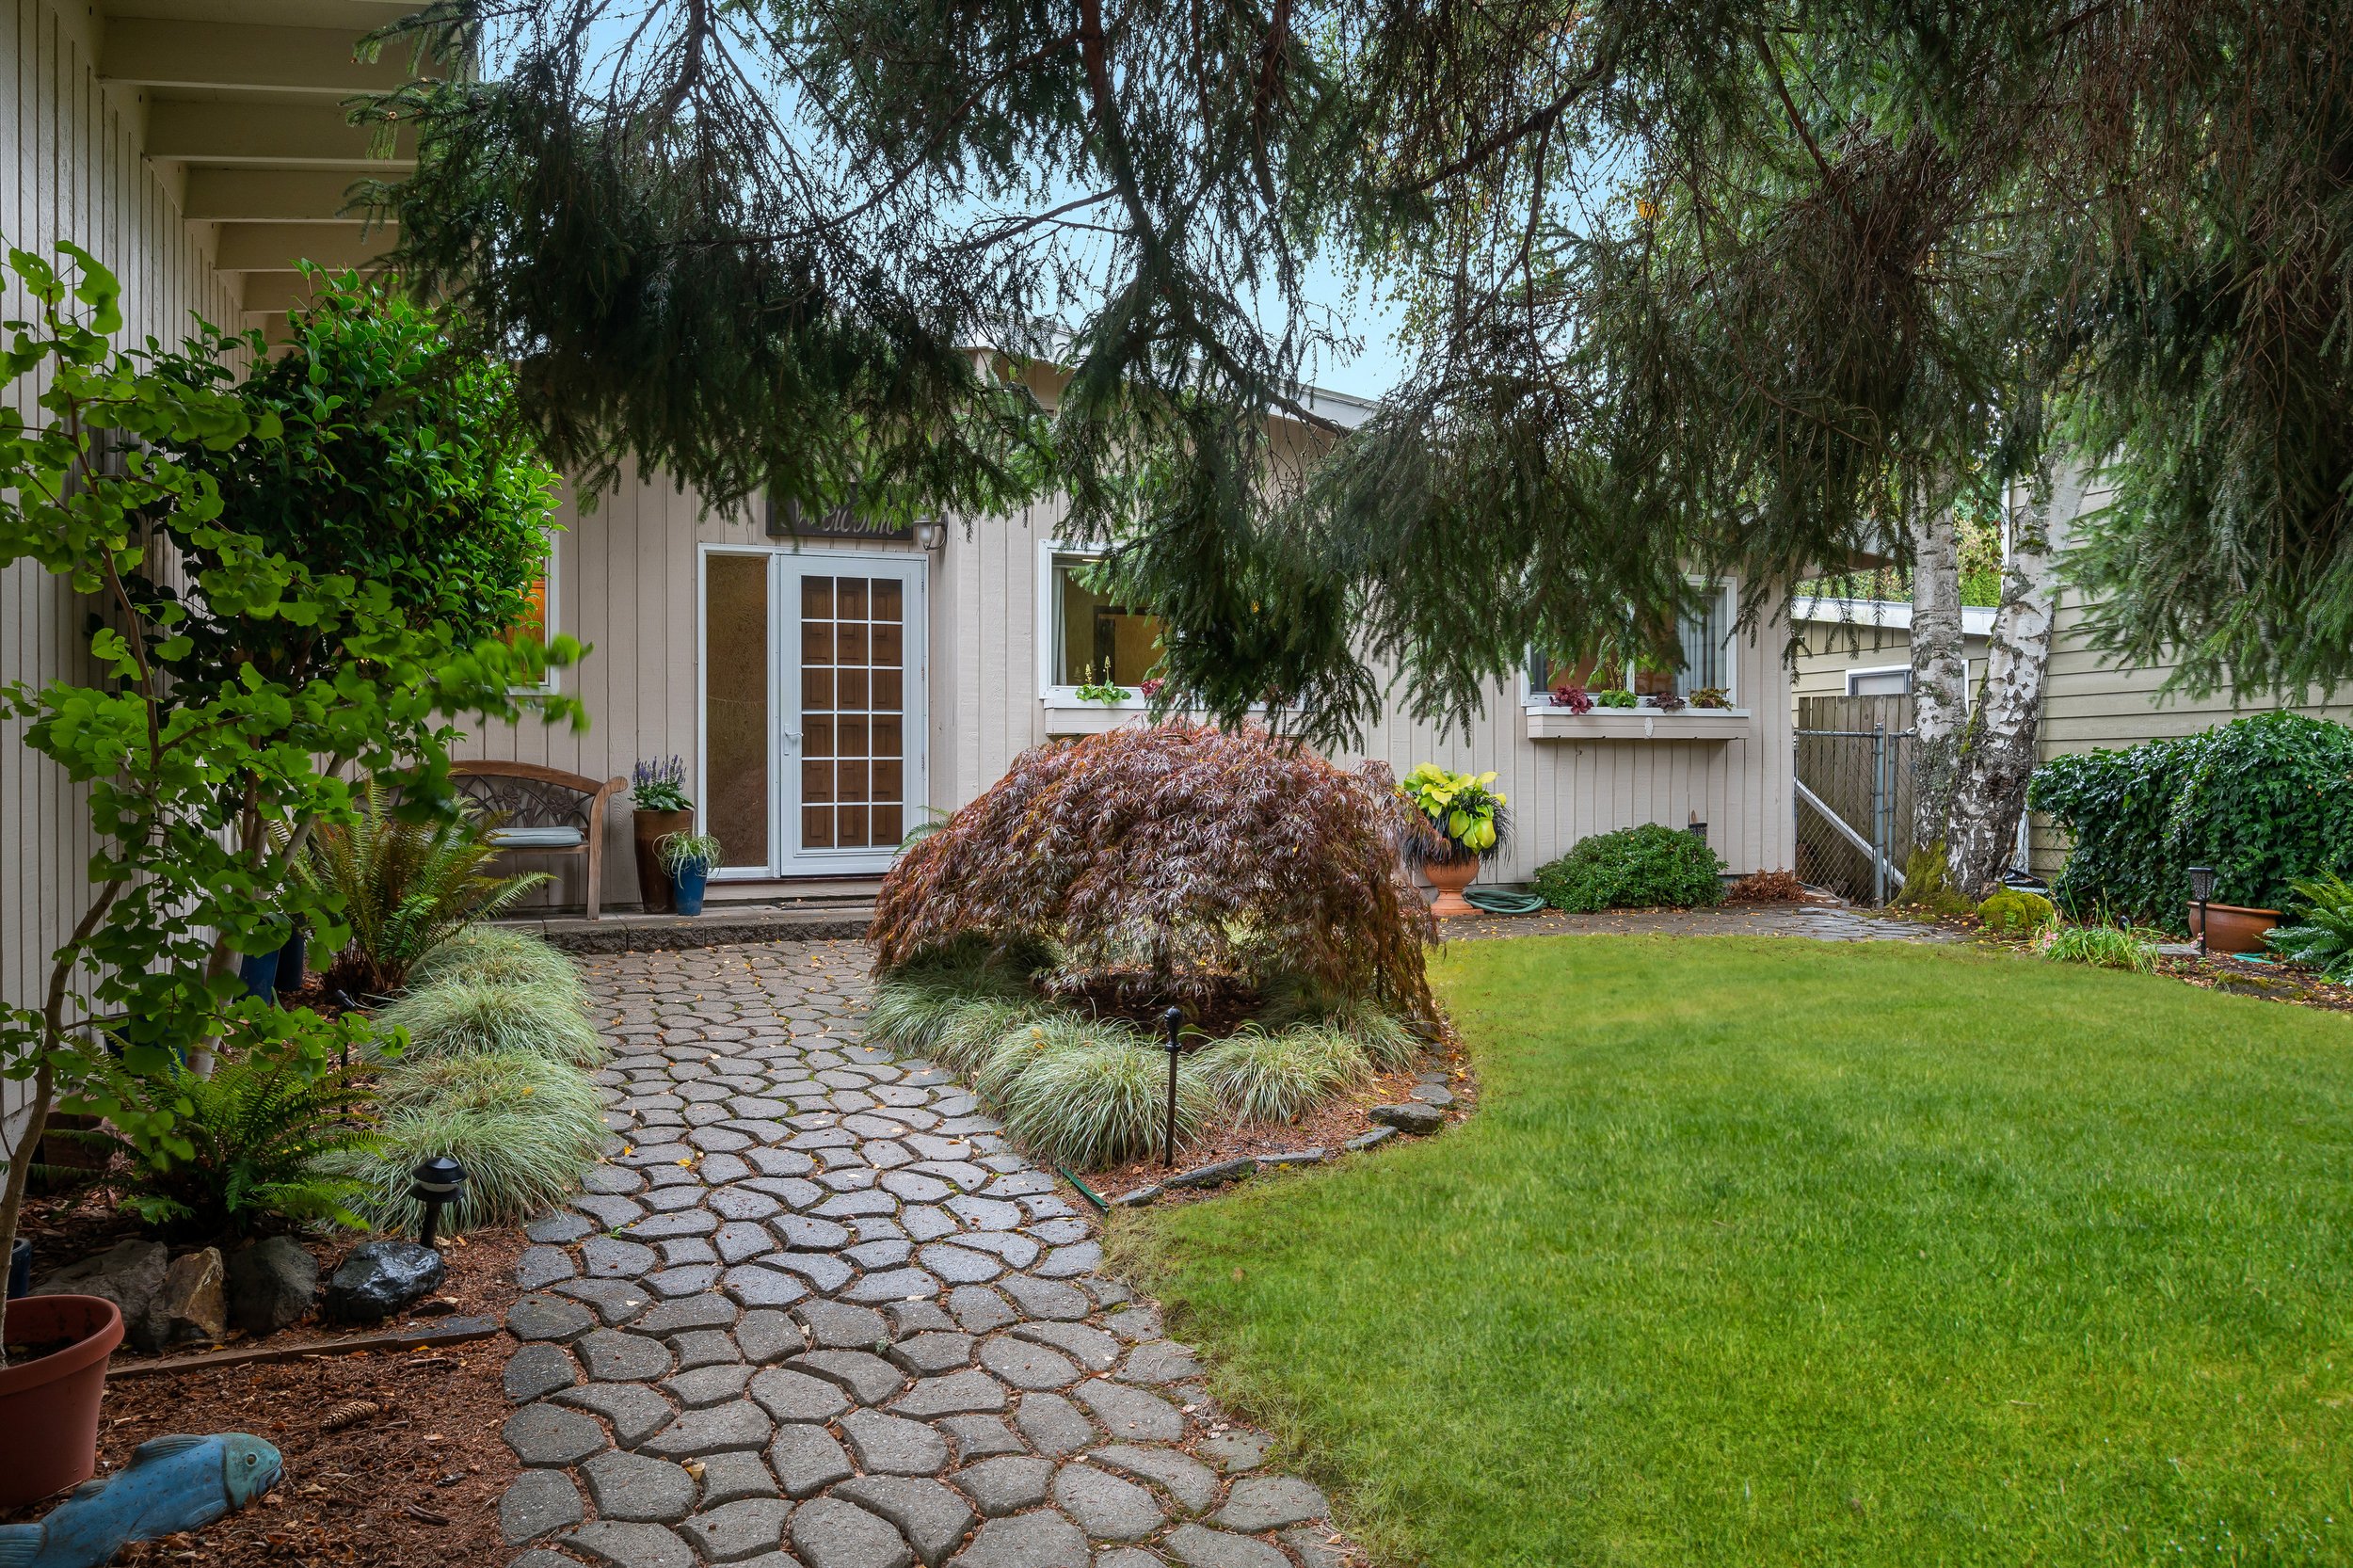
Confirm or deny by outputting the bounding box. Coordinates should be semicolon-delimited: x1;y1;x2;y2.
1794;696;1915;905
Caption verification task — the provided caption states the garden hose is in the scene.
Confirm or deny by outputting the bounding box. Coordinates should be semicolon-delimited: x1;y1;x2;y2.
1055;1162;1111;1214
1465;888;1549;916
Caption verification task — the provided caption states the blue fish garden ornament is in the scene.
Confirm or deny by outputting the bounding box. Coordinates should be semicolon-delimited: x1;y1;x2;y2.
0;1433;281;1568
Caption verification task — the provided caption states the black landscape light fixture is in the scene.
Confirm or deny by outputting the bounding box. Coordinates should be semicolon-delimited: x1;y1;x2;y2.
1161;1006;1185;1169
411;1156;469;1249
2188;866;2217;956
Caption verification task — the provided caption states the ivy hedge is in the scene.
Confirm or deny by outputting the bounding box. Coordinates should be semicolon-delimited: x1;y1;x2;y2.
2026;712;2353;927
1532;824;1726;913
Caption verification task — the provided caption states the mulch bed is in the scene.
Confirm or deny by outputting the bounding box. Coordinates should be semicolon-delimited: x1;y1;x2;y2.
1088;1032;1480;1209
6;1188;524;1567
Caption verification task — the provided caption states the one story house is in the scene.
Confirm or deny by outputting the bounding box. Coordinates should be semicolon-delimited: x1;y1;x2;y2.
0;0;1801;1030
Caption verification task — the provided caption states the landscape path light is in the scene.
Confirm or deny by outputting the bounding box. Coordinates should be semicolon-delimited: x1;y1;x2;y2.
2188;865;2217;956
410;1155;469;1250
1161;1006;1184;1169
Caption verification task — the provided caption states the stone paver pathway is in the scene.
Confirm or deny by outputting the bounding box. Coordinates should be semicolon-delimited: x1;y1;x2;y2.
499;939;1350;1568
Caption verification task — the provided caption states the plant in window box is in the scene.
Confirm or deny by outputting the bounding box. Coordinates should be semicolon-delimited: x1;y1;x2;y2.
657;832;724;918
1689;687;1733;710
1548;681;1594;713
630;756;695;912
1397;764;1511;918
1594;688;1640;709
1641;693;1689;712
1073;662;1128;705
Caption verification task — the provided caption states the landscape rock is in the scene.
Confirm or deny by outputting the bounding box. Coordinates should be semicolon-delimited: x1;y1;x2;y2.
1163;1158;1257;1192
146;1246;229;1349
1368;1101;1445;1135
325;1240;446;1323
226;1236;317;1336
32;1239;168;1343
1343;1126;1397;1152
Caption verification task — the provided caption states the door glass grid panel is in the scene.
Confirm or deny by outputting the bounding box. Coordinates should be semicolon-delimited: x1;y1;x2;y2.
800;574;905;850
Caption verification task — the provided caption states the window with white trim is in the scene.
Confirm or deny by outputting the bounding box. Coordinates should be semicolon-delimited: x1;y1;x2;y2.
1527;580;1737;703
1048;552;1163;688
1847;664;1912;696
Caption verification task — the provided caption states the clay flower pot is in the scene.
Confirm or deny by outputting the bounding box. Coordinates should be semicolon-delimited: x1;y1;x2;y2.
1423;855;1481;918
632;808;694;913
2186;902;2283;954
0;1292;124;1506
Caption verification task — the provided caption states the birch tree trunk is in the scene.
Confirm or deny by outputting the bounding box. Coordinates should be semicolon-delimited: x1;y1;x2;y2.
1906;494;1969;856
1945;450;2082;897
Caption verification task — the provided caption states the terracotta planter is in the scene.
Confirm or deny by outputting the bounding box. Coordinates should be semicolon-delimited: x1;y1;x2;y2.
2186;902;2283;954
632;808;694;913
1422;856;1481;918
0;1292;124;1506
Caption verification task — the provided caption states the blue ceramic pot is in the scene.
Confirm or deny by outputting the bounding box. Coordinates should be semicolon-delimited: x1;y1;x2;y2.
672;860;710;917
237;948;281;1003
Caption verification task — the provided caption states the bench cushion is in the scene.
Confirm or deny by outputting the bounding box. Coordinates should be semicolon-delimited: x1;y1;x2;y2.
486;825;586;849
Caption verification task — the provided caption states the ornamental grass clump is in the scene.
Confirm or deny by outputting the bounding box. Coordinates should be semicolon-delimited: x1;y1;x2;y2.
995;1032;1216;1169
408;926;591;1004
1197;1025;1370;1124
376;975;607;1065
2041;922;2159;973
1257;980;1424;1072
345;1049;607;1232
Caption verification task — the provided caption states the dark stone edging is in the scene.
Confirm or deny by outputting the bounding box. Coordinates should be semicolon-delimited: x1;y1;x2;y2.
529;913;872;955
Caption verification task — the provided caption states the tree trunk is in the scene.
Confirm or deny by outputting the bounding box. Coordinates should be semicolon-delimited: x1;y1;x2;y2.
1945;451;2081;898
1907;493;1968;856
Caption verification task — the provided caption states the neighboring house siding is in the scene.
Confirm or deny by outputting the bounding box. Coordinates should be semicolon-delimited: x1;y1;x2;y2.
2;0;241;1132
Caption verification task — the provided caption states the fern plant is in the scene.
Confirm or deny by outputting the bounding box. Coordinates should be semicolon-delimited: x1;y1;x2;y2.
71;1053;381;1234
294;777;550;997
2265;875;2353;981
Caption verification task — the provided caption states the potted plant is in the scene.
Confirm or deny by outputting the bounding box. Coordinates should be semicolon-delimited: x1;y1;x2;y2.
1398;764;1511;917
630;756;695;912
658;831;724;917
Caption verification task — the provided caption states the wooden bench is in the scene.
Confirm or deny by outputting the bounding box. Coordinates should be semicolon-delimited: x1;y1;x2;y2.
449;761;627;920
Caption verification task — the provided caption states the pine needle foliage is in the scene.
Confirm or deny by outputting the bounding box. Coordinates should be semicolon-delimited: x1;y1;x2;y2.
363;0;2353;738
375;976;608;1067
1197;1026;1370;1125
872;725;1434;1020
345;1049;606;1233
296;778;551;997
72;1053;381;1235
995;1033;1217;1171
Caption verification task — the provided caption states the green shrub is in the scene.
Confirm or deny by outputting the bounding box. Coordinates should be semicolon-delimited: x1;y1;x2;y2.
1197;1026;1369;1124
1533;824;1726;913
376;976;607;1066
995;1034;1216;1169
2265;874;2353;981
1977;887;2056;936
344;1050;606;1232
2042;923;2159;973
408;926;590;1005
74;1054;380;1234
2028;712;2353;929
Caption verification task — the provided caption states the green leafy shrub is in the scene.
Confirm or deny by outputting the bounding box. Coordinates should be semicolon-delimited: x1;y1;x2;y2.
2028;712;2353;929
994;1034;1216;1169
1977;888;2055;936
408;927;590;1005
1533;824;1726;912
2265;875;2353;981
296;778;550;997
376;976;607;1066
1595;688;1640;709
1197;1026;1369;1124
2041;923;2159;973
74;1054;380;1234
344;1050;606;1232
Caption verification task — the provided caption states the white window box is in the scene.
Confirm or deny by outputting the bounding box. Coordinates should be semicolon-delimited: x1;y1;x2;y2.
1525;705;1752;741
1042;696;1156;736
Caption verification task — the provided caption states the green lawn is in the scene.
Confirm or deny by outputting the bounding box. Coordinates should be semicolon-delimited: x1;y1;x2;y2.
1128;937;2353;1567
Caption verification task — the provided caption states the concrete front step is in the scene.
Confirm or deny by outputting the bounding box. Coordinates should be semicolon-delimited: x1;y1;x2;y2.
502;901;874;953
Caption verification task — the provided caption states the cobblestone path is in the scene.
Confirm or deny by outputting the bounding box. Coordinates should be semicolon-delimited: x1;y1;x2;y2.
498;940;1348;1568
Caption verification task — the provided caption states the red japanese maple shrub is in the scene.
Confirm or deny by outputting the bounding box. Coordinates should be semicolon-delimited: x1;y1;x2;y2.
871;723;1434;1021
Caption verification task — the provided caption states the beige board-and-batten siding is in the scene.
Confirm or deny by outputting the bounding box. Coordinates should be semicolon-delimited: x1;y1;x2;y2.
2;0;245;1137
461;458;1798;908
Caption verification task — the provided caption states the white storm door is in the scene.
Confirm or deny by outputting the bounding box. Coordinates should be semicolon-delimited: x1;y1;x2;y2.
777;554;927;876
